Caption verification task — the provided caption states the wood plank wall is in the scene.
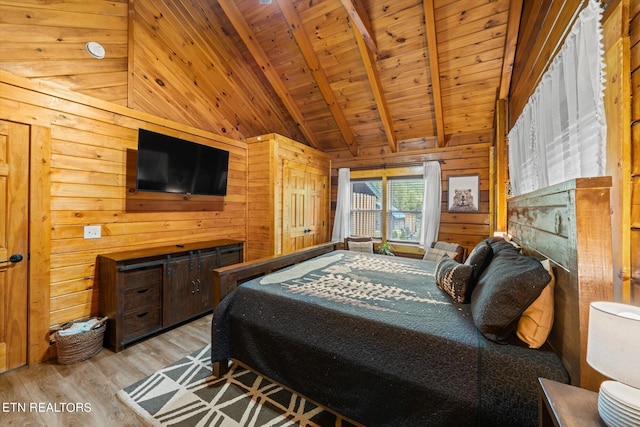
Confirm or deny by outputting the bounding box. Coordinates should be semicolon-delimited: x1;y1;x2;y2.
0;0;129;105
330;144;493;254
0;70;247;361
128;0;305;143
0;0;306;144
630;0;640;303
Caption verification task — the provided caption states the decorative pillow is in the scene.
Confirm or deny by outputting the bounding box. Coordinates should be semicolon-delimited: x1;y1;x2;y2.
470;251;552;342
484;236;505;245
433;241;461;252
434;255;474;303
504;233;520;247
507;240;522;251
348;240;374;253
517;259;555;348
423;247;458;262
489;238;520;255
433;241;465;262
464;240;493;286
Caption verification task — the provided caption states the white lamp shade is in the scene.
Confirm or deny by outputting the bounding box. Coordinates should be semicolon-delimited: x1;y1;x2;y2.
587;301;640;389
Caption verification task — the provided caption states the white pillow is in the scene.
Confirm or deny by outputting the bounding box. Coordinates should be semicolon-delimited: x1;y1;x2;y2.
434;241;460;252
348;240;373;253
423;247;458;262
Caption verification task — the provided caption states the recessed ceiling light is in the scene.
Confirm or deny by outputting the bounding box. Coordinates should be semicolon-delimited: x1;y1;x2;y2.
86;41;105;59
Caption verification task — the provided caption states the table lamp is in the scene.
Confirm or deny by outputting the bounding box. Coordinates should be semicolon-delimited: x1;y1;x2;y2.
586;301;640;427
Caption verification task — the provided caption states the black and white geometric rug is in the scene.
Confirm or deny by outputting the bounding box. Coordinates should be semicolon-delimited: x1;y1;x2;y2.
117;345;359;427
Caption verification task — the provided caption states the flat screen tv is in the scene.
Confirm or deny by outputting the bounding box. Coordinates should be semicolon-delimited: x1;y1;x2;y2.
136;129;229;196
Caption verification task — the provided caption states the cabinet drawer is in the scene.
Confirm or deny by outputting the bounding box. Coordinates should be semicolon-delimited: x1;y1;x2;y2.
124;282;161;312
219;249;242;266
122;266;162;290
122;305;162;341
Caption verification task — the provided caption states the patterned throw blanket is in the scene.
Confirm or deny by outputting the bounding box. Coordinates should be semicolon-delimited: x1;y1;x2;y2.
213;251;568;426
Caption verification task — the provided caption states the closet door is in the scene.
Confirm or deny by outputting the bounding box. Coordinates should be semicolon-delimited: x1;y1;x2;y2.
283;164;328;253
284;165;307;253
306;170;327;247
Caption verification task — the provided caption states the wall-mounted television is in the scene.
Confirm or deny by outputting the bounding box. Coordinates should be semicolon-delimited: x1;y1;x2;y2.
136;129;229;196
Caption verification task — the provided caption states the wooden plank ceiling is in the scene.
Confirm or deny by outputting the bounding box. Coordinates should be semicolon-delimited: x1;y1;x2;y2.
213;0;520;157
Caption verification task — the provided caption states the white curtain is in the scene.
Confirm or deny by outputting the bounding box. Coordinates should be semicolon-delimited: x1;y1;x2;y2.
331;168;351;242
419;161;441;248
507;0;606;196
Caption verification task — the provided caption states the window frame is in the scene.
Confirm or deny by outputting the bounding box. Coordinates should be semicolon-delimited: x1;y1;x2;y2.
350;166;424;246
386;176;424;243
350;178;382;238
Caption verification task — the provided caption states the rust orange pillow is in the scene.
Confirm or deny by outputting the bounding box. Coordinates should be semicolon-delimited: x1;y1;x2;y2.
516;259;555;348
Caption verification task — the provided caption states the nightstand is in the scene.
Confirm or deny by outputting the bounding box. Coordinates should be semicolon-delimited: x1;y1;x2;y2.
538;378;606;426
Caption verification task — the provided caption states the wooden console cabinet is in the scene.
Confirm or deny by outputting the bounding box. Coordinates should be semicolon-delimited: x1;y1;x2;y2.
98;239;243;352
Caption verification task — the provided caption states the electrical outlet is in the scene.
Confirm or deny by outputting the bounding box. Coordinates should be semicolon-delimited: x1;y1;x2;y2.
84;225;101;239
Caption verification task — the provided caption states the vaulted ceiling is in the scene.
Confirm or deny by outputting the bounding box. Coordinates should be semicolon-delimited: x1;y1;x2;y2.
214;0;521;157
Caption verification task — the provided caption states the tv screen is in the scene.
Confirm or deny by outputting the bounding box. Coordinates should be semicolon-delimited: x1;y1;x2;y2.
136;129;229;196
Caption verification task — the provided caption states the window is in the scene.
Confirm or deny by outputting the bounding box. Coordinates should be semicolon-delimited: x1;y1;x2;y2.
350;176;424;243
351;179;382;238
387;178;423;243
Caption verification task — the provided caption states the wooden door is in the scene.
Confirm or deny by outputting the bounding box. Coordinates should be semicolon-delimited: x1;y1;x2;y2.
0;120;29;372
305;170;327;247
284;166;308;252
283;164;328;253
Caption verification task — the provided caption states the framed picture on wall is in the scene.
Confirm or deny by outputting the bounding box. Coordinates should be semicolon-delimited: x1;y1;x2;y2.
448;174;479;212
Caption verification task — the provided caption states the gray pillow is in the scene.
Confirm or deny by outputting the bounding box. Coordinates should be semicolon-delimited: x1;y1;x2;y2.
435;255;474;303
488;237;520;256
464;240;493;286
470;251;551;342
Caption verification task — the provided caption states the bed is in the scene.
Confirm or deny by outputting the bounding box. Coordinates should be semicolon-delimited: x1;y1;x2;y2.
211;177;613;426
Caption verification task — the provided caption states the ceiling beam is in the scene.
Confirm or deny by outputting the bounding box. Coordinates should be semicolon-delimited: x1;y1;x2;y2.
343;3;397;153
339;0;377;53
354;33;397;153
423;0;446;148
277;1;358;156
499;0;524;100
217;0;320;149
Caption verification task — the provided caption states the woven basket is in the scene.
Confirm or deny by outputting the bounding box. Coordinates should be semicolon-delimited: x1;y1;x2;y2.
55;317;107;364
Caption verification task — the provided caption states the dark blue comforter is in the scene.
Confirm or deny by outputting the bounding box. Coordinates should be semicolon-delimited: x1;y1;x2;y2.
212;250;568;426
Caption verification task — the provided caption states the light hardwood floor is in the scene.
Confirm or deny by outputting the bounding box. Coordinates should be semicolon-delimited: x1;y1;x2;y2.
0;314;212;426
